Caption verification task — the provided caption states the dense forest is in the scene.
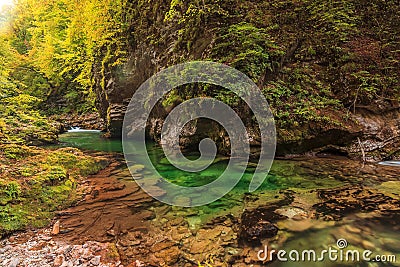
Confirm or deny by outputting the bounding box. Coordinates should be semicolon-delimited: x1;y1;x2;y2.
0;1;399;266
1;0;399;157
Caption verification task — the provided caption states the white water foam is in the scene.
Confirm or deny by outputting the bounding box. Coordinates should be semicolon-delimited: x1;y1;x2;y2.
67;127;101;133
378;161;400;167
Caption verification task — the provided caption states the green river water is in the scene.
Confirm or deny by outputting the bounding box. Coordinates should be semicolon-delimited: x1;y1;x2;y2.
58;130;400;267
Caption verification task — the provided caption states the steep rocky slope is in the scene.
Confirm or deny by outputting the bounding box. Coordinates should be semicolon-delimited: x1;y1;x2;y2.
92;0;400;161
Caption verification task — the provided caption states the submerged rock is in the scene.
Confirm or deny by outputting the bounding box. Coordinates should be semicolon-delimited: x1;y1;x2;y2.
242;221;278;243
277;218;315;232
314;187;400;220
239;207;282;245
275;206;307;219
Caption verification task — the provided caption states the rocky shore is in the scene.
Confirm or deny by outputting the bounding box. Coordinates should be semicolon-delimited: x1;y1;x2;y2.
0;228;124;267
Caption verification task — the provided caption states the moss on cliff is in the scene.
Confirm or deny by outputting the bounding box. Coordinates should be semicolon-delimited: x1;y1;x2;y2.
88;0;399;157
2;0;400;157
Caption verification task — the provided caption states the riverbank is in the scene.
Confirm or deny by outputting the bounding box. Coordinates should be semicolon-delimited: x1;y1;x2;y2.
0;229;123;267
0;144;111;238
0;157;129;267
1;144;399;266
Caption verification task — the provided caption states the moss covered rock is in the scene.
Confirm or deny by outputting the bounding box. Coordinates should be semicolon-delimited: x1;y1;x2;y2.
0;144;109;237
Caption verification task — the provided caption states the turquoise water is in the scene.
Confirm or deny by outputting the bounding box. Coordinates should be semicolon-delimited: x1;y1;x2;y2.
57;130;345;197
57;130;344;189
58;130;123;152
57;130;400;266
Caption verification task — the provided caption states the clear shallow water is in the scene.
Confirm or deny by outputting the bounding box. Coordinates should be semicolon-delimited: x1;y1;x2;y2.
57;130;400;266
58;130;123;152
56;130;398;203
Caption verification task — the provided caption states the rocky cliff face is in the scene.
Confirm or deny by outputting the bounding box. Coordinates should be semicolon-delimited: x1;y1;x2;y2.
348;107;400;160
92;0;400;161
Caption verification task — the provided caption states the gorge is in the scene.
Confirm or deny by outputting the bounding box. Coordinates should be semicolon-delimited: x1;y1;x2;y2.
0;0;399;266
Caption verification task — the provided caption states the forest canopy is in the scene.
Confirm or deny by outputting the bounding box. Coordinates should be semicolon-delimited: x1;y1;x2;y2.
0;0;399;144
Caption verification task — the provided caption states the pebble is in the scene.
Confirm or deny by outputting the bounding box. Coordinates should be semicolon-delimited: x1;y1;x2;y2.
106;230;116;237
54;255;65;267
0;229;123;267
52;221;60;235
60;261;72;267
226;247;241;255
90;255;101;266
9;258;20;267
